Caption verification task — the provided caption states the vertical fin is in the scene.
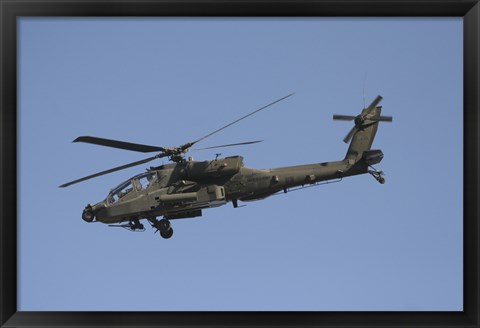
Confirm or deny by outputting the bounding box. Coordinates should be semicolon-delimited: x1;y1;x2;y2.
344;107;382;163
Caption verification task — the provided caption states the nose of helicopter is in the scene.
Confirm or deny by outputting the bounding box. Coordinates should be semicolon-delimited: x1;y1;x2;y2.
81;202;105;222
82;205;95;222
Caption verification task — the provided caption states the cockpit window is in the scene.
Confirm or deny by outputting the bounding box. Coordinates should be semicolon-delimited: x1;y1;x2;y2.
107;172;157;204
136;172;156;190
108;181;134;204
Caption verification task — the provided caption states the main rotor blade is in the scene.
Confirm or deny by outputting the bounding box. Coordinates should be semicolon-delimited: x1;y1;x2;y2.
363;95;383;115
368;115;393;122
190;93;294;146
59;154;164;188
73;136;166;153
190;140;264;151
343;125;358;144
333;114;356;121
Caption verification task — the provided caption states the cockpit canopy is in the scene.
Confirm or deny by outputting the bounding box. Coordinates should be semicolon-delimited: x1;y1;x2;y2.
107;171;157;204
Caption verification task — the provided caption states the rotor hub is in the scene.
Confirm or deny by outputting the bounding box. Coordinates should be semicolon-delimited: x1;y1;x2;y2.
354;116;364;126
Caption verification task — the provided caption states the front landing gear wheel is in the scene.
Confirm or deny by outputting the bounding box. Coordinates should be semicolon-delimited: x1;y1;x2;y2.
158;219;171;232
157;219;173;239
82;210;94;222
160;228;173;239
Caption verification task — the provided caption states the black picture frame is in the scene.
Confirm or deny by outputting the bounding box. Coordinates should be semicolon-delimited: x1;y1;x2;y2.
1;0;478;327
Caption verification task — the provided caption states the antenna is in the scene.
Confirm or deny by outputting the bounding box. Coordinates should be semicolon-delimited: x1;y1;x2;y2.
363;72;368;109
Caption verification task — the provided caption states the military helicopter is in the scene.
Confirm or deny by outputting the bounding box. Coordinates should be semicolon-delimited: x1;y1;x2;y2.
60;94;392;239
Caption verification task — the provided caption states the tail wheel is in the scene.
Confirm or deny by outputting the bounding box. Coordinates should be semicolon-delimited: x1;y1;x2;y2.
160;228;174;239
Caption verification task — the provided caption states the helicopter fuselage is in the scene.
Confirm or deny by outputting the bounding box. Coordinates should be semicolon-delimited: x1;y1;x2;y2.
71;95;390;239
84;154;379;225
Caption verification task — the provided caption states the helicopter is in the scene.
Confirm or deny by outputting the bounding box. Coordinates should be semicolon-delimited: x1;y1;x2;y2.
60;94;392;239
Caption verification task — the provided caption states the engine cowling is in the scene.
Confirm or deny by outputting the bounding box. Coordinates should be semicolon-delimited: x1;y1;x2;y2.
185;156;243;180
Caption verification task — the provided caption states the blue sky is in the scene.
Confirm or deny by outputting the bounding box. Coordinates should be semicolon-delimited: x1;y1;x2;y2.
18;17;462;311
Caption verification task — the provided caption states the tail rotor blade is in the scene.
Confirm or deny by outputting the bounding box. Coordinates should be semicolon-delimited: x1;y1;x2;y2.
364;95;383;115
333;114;356;121
343;126;358;144
368;115;393;122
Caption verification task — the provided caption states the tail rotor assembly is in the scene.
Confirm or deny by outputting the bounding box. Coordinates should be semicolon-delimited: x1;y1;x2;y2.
333;95;392;143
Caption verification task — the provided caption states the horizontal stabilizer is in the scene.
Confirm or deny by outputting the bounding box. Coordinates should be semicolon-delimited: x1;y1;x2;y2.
362;149;384;165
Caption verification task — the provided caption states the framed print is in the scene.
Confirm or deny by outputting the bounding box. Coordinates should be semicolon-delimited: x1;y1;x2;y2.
1;0;478;327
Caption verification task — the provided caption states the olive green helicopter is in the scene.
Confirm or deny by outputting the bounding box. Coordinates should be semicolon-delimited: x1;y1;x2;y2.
60;94;392;239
